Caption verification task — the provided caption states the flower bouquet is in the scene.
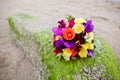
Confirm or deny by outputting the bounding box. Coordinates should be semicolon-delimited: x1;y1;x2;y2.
52;16;94;61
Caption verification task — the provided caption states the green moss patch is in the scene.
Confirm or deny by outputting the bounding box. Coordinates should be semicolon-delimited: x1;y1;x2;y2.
8;13;120;80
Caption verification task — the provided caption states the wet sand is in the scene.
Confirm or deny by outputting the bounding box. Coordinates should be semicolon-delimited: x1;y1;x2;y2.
0;0;120;80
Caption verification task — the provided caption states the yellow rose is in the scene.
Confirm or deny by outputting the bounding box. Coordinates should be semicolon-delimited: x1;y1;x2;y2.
72;24;84;33
75;18;86;24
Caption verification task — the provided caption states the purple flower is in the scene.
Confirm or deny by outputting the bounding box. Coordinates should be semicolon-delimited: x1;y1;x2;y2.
64;40;75;48
55;39;65;48
52;20;66;36
58;20;66;28
52;27;65;36
87;50;94;57
55;39;75;48
84;20;94;33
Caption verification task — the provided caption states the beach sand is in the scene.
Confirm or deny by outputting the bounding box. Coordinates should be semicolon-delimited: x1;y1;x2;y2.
0;0;120;80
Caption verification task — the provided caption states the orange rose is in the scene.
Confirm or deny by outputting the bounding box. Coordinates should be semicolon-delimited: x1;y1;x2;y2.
63;28;75;40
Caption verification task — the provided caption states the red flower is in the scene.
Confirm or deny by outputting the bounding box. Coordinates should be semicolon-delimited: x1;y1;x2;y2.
70;44;80;59
68;19;75;28
73;33;86;44
70;48;77;59
74;34;81;41
54;47;62;54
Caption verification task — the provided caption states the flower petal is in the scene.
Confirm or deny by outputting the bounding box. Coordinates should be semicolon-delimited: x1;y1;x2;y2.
55;35;63;40
72;24;84;33
81;42;94;50
55;39;64;48
54;47;62;54
84;20;94;33
87;43;94;49
63;48;72;56
84;32;94;42
63;28;75;40
68;19;75;28
75;18;86;24
62;48;72;61
58;20;66;28
52;27;64;36
78;48;87;58
64;40;75;48
87;50;94;57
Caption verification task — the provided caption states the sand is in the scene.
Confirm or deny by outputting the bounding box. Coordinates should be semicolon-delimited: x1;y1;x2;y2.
0;0;120;80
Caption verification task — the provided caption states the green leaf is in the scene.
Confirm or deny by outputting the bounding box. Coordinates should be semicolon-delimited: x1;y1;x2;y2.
66;15;74;20
56;53;62;60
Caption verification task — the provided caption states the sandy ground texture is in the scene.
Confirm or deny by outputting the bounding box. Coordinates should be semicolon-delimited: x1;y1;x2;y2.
0;0;120;80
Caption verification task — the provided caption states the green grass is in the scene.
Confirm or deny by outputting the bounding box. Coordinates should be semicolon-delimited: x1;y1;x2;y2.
8;13;120;80
34;32;120;80
94;34;120;80
8;13;35;39
8;16;20;39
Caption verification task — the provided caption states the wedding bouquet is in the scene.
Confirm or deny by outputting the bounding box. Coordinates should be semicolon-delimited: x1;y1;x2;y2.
52;16;94;61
